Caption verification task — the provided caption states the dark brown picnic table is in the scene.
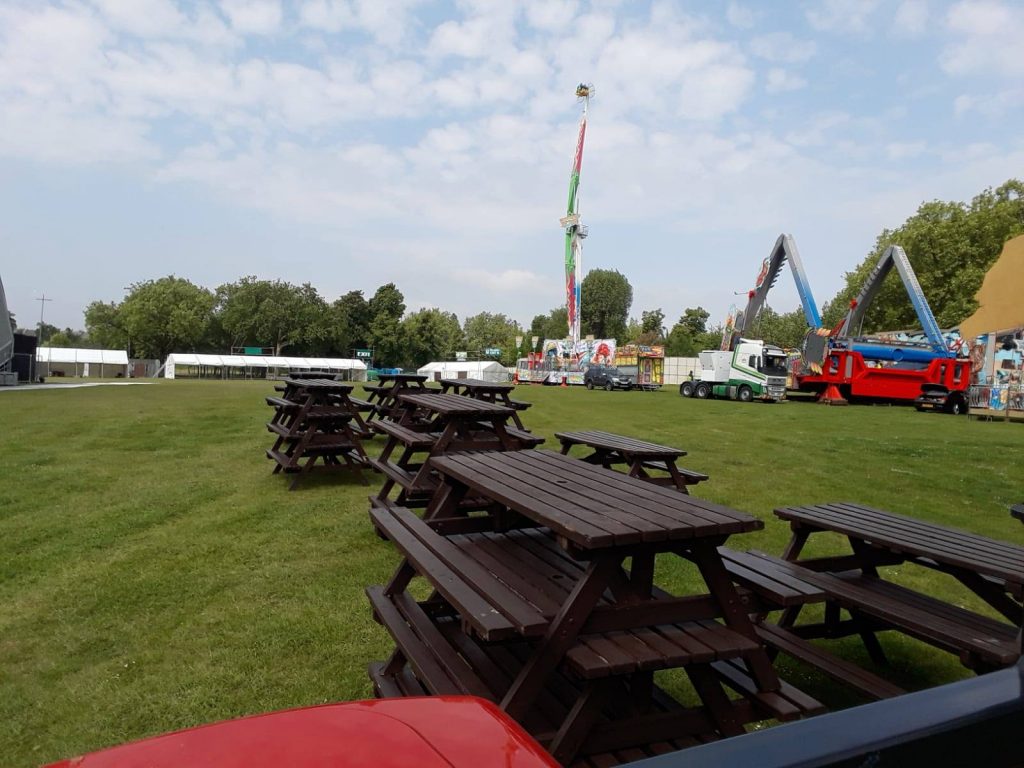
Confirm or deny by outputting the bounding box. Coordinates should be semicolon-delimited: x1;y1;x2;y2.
745;502;1024;675
366;373;432;426
555;430;709;494
439;377;532;430
370;392;543;508
1012;503;1024;525
265;378;371;490
367;450;821;765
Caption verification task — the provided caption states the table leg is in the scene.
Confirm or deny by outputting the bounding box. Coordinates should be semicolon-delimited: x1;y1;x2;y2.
549;679;615;765
501;556;620;720
781;526;810;561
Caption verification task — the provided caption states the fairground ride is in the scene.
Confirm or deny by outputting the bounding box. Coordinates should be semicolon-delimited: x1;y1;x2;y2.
559;84;592;352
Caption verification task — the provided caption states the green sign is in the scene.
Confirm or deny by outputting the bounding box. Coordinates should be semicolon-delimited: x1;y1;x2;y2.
484;347;501;356
243;347;264;355
354;348;373;359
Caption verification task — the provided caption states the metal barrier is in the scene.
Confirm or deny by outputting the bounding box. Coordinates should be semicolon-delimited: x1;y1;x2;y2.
969;384;1024;415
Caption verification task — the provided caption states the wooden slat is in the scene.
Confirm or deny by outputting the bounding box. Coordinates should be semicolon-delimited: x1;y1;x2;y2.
754;623;905;700
368;508;517;639
719;548;826;607
556;430;686;458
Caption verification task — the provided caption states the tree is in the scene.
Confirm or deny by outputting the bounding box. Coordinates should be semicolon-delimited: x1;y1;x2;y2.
581;269;633;341
331;290;371;354
748;305;810;349
664;306;712;356
47;328;89;348
84;301;129;350
367;283;406;366
824;179;1024;332
641;309;665;336
529;307;569;344
463;312;521;366
119;277;216;360
215;277;328;356
400;308;463;368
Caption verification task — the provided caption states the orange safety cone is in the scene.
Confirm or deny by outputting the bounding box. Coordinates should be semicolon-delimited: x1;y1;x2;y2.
819;383;848;405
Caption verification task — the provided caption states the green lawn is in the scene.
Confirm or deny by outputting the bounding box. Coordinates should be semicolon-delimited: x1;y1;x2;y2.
1;381;1022;766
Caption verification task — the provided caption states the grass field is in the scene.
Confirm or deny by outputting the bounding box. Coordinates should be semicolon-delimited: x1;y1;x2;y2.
2;380;1022;766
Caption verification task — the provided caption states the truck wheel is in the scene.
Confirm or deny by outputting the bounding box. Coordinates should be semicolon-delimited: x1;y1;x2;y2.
695;382;710;399
586;381;594;390
679;381;694;397
604;381;613;391
738;385;753;402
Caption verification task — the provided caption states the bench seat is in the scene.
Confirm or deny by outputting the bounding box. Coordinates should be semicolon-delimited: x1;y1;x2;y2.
373;420;438;449
368;458;437;494
265;396;297;409
724;549;1020;669
370;504;767;677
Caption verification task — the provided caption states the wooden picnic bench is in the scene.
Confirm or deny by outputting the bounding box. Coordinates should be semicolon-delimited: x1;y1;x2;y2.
439;378;533;430
264;378;372;490
367;450;822;765
366;373;432;426
763;502;1024;674
1012;503;1023;525
370;392;541;508
555;430;709;494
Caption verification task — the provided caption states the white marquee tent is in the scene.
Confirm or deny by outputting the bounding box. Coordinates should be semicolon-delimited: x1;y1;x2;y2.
36;347;130;378
416;360;510;383
163;353;366;380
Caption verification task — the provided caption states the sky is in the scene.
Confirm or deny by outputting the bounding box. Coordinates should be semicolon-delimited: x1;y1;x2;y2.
1;0;1022;333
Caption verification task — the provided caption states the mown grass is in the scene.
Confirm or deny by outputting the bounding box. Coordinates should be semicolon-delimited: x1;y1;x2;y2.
1;381;1022;765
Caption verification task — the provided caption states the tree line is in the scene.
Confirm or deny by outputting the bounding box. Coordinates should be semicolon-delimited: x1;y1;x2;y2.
39;179;1023;364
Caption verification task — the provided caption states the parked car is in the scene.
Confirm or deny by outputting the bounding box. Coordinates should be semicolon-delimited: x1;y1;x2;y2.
584;365;634;391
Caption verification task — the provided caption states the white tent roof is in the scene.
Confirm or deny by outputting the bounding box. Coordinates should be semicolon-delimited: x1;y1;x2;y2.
164;353;366;370
417;360;508;374
37;347;129;365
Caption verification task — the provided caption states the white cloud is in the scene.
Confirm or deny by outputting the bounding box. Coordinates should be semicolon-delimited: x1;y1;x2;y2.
892;0;929;37
454;268;548;294
942;0;1024;77
953;90;1024;117
218;0;282;35
765;68;807;93
749;32;817;63
806;0;882;34
885;141;927;160
725;3;756;29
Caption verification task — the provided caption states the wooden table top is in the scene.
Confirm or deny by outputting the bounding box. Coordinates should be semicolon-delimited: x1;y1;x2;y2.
440;378;514;392
555;430;686;458
429;450;760;550
399;392;513;417
776;502;1024;586
376;373;428;383
282;378;353;391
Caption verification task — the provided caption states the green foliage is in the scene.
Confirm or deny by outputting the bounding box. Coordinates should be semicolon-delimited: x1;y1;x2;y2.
581;269;633;341
463;312;522;366
46;328;89;348
748;305;810;349
84;301;129;350
331;291;371;354
827;179;1024;332
366;283;406;366
665;307;712;356
399;308;463;368
120;277;216;360
529;307;569;344
641;309;665;336
215;277;328;356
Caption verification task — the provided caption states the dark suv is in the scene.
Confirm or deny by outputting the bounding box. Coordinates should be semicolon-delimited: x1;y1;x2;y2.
584;365;634;391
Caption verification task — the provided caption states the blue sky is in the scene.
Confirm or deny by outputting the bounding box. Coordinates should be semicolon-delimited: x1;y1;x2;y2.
2;0;1022;332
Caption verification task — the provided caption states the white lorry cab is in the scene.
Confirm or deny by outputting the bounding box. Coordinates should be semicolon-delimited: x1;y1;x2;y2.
680;339;788;402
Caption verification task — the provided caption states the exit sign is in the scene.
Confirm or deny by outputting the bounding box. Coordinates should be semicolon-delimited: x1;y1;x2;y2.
354;348;373;359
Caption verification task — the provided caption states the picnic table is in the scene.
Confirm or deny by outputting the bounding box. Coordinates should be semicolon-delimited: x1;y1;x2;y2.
439;378;532;430
367;450;822;765
555;430;709;494
1012;503;1023;525
370;392;543;508
366;373;433;426
727;502;1023;680
265;378;371;490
